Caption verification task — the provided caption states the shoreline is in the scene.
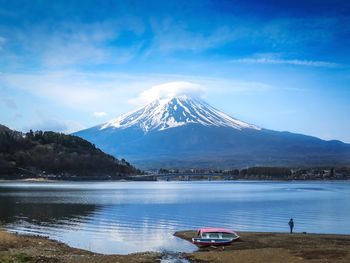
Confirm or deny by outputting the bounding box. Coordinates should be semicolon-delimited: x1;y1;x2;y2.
1;230;350;262
175;230;350;262
1;178;350;183
0;229;161;262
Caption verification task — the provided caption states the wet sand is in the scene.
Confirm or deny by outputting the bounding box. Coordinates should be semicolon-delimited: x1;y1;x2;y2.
0;230;160;263
175;230;350;262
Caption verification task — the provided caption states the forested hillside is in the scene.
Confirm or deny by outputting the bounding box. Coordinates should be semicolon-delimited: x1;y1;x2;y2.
0;125;140;179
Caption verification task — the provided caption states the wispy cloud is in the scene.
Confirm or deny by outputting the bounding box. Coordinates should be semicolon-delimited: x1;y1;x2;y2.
23;109;86;134
231;57;340;68
1;101;86;134
2;71;110;108
28;119;86;134
0;18;145;69
40;22;144;67
149;18;244;53
145;16;347;59
1;70;274;110
0;92;17;109
93;111;107;118
1;13;347;71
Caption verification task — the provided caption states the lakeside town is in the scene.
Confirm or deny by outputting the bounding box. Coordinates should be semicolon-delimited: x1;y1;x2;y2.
149;166;350;181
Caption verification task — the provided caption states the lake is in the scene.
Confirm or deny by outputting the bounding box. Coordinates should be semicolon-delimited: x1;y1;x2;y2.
0;180;349;254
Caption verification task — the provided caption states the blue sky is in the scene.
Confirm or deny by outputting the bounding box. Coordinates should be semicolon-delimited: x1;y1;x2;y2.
0;0;350;142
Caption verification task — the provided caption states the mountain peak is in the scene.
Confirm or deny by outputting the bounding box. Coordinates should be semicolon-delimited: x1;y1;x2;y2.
100;96;260;133
75;96;350;169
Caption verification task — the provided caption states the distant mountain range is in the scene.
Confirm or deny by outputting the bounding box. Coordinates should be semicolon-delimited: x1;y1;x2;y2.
74;96;350;168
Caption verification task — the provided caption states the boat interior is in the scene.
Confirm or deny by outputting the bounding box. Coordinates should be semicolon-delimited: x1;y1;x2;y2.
200;232;238;239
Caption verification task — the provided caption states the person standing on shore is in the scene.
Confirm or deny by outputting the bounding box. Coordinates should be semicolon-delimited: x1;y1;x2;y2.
288;218;294;233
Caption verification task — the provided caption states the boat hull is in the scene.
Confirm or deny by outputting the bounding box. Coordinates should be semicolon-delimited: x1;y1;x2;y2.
192;237;234;246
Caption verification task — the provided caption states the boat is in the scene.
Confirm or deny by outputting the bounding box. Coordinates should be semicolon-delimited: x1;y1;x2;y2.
192;228;239;246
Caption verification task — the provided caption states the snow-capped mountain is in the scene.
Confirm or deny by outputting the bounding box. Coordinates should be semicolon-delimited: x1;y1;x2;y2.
74;96;350;168
100;96;260;132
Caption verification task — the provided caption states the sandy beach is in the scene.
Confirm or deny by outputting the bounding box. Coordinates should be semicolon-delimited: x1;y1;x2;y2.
175;230;350;263
1;229;350;262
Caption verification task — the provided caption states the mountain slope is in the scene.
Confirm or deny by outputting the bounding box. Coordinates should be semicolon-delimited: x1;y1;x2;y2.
101;96;259;132
74;96;350;168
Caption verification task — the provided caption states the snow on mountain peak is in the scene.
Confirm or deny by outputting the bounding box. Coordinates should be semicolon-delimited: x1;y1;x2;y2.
100;95;260;132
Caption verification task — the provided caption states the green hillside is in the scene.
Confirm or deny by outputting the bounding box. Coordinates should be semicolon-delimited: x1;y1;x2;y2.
0;125;140;179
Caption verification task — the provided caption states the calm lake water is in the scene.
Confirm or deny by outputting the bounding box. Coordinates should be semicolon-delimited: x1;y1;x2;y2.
0;180;349;254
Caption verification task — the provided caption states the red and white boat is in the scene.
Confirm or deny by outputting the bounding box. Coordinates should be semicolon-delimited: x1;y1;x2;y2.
192;228;239;246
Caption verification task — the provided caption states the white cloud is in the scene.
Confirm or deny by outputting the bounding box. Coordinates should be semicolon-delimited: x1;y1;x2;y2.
129;81;205;105
231;57;340;68
23;118;86;134
93;111;107;117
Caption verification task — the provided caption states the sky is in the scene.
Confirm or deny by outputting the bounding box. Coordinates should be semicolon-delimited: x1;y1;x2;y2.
0;0;350;142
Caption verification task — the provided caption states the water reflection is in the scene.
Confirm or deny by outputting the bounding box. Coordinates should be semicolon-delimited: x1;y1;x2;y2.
0;198;97;225
0;181;349;254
